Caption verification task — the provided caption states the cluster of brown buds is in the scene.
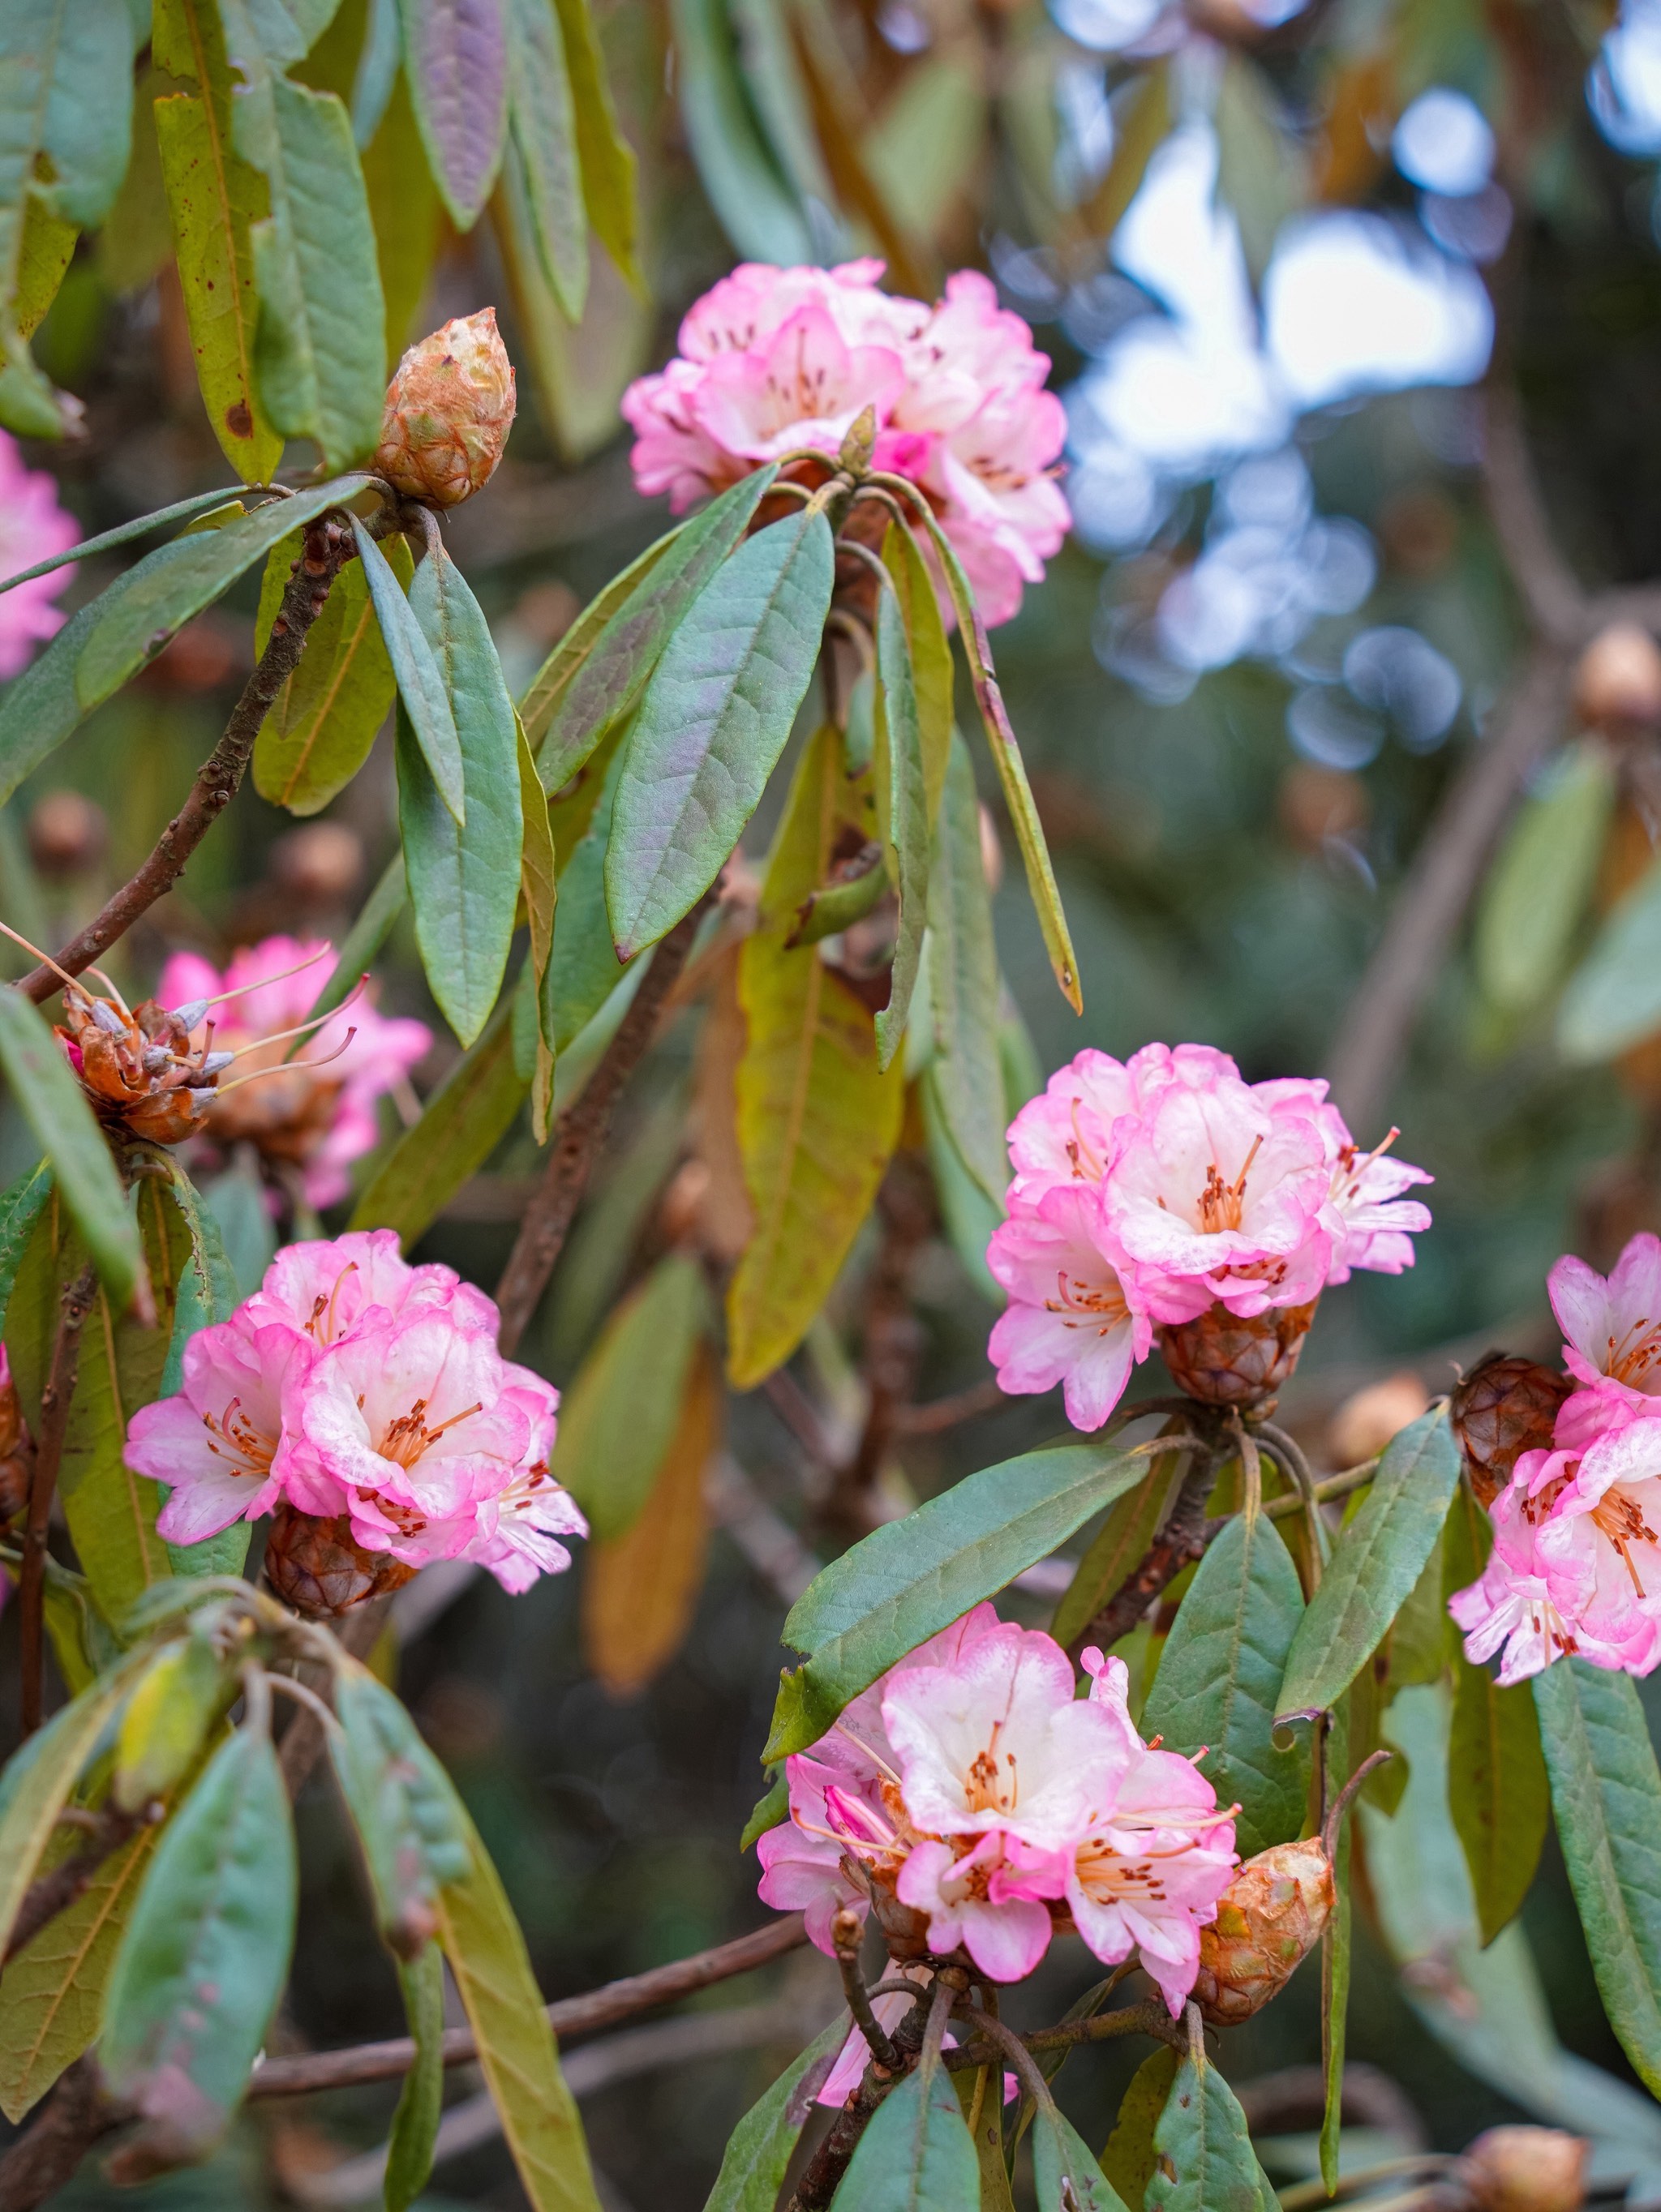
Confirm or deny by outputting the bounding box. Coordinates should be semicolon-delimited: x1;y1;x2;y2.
1449;1352;1571;1506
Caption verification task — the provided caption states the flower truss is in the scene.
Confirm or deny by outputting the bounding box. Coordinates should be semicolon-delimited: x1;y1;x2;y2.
156;937;430;1207
124;1230;585;1593
621;260;1070;627
0;427;78;678
1451;1232;1661;1683
757;1603;1237;2018
986;1043;1432;1430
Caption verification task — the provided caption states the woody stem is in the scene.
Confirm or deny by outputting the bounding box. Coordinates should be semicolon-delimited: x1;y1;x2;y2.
18;1262;96;1736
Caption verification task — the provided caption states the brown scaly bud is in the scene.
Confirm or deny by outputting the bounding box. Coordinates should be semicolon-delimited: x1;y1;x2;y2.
1573;622;1661;738
263;1503;417;1618
1449;1354;1571;1507
373;309;517;508
1157;1298;1318;1411
1457;2129;1588;2212
55;986;230;1147
1191;1837;1334;2025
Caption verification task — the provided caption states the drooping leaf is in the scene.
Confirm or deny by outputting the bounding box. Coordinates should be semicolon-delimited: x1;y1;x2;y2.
882;523;951;824
701;2017;848;2212
727;726;904;1390
667;0;813;264
0;1656;146;1962
398;542;522;1044
766;1438;1151;1760
350;0;401;144
1560;848;1661;1061
397;0;509;229
1321;1708;1352;2193
0;991;142;1311
518;543;678;769
1050;1458;1171;1653
1533;1658;1661;2098
873;577;928;1069
1449;1646;1549;1946
831;2046;978;2212
1475;739;1615;1016
506;0;586;320
15;198;77;341
960;2060;1017;2212
1277;1408;1461;1724
329;1663;472;1956
152;0;285;481
1145;2051;1269;2212
0;484;248;599
547;0;639;285
352;518;466;822
348;993;524;1245
253;528;410;813
360;64;441;370
1080;62;1170;237
1032;2104;1131;2212
926;731;1006;1205
739;1770;788;1852
1142;1503;1310;1858
519;713;559;1126
101;1721;298;2161
537;468;778;795
1103;2047;1179;2212
385;1944;445;2212
918;1062;1000;1303
545;735;633;1055
113;1633;225;1812
433;1817;601;2212
0;1160;53;1333
605;504;835;960
553;1254;706;1541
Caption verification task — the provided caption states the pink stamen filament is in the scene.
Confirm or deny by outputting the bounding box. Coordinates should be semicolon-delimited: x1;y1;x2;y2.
211;1027;358;1096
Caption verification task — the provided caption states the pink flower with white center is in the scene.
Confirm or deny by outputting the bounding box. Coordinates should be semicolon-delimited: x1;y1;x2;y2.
458;1378;586;1593
1526;1421;1661;1675
0;431;77;678
1261;1079;1434;1286
621;261;1069;628
157;937;430;1209
986;1185;1150;1433
1448;1477;1594;1686
1549;1234;1661;1413
247;1228;499;1348
896;1832;1058;1982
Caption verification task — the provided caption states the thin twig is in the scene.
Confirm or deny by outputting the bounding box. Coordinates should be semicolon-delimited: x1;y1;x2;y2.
894;1378;1007;1434
786;1979;929;2212
277;1596;390;1801
19;517;363;1001
834;1914;901;2070
943;1996;1182;2072
1253;1417;1324;1589
19;1262;96;1734
493;895;710;1357
1067;1438;1216;1659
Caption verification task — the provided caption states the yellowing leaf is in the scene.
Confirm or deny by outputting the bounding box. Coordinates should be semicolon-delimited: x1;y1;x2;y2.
552;1254;706;1539
727;726;905;1389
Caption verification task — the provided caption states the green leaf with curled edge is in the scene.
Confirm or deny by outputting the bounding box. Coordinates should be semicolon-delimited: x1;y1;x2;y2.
329;1665;471;1960
882;523;952;825
385;1943;445;2212
507;0;586;320
831;2043;977;2212
702;2017;848;2212
1146;2049;1270;2212
521;531;683;768
873;576;929;1070
925;731;1008;1206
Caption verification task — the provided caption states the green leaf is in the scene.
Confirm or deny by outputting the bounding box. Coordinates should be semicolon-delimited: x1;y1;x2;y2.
353;519;466;823
667;0;813;264
882;524;951;825
606;504;835;960
1321;1710;1352;2194
1033;2107;1130;2212
548;0;639;285
0;1161;53;1332
519;713;559;1127
738;1769;788;1853
349;992;524;1244
433;1815;601;2212
0;1656;145;1962
1104;2047;1179;2212
1050;1460;1168;1654
102;1721;297;2161
520;528;683;763
873;577;928;1070
1277;1408;1461;1724
75;478;370;710
1476;739;1615;1016
351;0;400;145
15;197;76;342
0;990;142;1310
832;2047;978;2212
360;63;441;370
1450;1646;1549;1945
398;543;522;1043
0;483;247;598
545;737;631;1053
925;731;1006;1205
552;1253;706;1539
253;529;410;813
152;0;285;482
767;1439;1151;1760
0;1820;160;2124
1533;1658;1661;2098
397;0;509;229
329;1664;472;1955
727;726;903;1390
918;1062;1000;1304
538;468;779;795
507;0;586;320
113;1634;225;1812
1560;847;1661;1061
702;2017;848;2212
385;1944;445;2212
1143;1503;1310;1858
1146;2051;1268;2212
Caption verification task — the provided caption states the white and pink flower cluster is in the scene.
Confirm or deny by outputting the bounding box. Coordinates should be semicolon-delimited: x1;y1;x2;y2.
758;1605;1236;2013
986;1044;1433;1431
126;1231;585;1592
621;261;1069;628
1453;1234;1661;1683
0;428;77;679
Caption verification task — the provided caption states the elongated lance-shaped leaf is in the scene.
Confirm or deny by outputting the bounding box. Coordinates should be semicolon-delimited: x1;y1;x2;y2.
832;2041;978;2212
353;517;466;822
398;0;509;229
1450;1641;1549;1945
102;1718;298;2162
1105;2047;1180;2212
1533;1658;1661;2097
1560;847;1661;1061
329;1664;472;1956
926;730;1007;1204
152;0;284;481
1143;1499;1310;1858
539;467;778;793
873;576;928;1069
507;0;586;319
667;0;814;264
882;521;952;823
1321;1706;1352;2193
0;991;142;1310
386;1944;446;2212
1033;2105;1131;2212
1146;2047;1270;2212
606;504;835;960
519;710;559;1126
1476;738;1615;1017
0;1160;53;1334
1277;1408;1461;1723
521;525;684;761
0;484;250;598
154;1155;247;1580
352;0;401;146
113;1633;225;1811
544;732;632;1052
349;993;525;1245
552;1253;706;1539
701;2016;847;2212
766;1438;1152;1759
549;0;639;284
1050;1459;1170;1651
902;497;1081;1013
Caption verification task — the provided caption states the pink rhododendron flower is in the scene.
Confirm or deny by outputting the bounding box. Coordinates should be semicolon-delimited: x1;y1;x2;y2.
0;431;77;679
621;262;1069;626
156;937;430;1209
1549;1233;1661;1412
986;1044;1430;1432
125;1232;582;1594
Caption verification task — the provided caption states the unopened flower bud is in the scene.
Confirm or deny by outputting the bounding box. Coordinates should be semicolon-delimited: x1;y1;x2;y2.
1157;1298;1319;1411
1191;1837;1334;2025
839;404;878;476
1458;2128;1587;2212
1449;1354;1570;1507
373;309;517;508
264;1503;418;1618
27;789;106;878
1573;623;1661;737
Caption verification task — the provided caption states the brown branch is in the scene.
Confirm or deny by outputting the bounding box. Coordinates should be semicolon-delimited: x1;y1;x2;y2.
276;1595;391;1802
18;1262;96;1735
247;1912;809;2098
823;1160;932;1535
0;2056;125;2212
894;1378;1006;1434
493;894;710;1357
18;517;359;1002
1067;1445;1216;1661
785;1980;931;2212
